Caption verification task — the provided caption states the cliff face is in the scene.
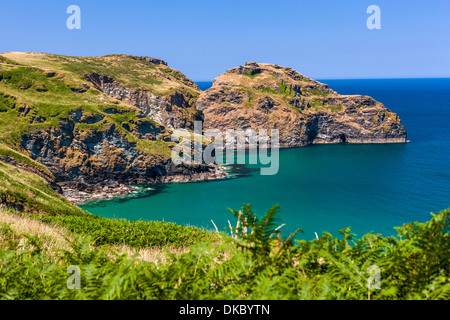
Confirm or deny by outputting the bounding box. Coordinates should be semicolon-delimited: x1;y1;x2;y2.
0;52;223;203
21;112;158;184
84;73;202;130
20;118;222;203
17;108;224;204
0;53;408;205
197;62;407;146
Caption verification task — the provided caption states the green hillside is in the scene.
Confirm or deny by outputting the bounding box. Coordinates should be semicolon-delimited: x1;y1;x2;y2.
0;52;447;300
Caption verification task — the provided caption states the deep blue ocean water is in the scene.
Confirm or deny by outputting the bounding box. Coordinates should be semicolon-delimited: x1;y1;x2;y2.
81;79;450;240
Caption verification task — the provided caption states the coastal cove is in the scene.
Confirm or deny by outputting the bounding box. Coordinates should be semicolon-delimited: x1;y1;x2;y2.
1;1;449;302
80;78;450;240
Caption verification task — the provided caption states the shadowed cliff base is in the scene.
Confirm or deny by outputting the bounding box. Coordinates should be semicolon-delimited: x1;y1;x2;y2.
0;53;406;205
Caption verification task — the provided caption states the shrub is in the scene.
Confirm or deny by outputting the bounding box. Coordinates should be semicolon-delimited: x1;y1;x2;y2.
0;205;448;300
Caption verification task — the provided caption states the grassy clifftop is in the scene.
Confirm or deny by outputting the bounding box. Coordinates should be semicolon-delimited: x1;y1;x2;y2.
198;62;407;146
1;52;199;94
0;54;168;154
0;52;219;197
1;52;202;129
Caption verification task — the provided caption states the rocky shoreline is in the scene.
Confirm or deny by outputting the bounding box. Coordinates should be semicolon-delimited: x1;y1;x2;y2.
62;165;228;205
61;134;408;206
61;183;139;205
0;54;408;209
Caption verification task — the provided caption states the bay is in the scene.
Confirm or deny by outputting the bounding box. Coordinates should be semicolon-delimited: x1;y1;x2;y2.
81;79;450;239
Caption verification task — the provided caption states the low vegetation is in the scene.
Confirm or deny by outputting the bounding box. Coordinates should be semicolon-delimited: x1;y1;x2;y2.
0;159;216;248
0;55;439;300
243;69;261;79
0;54;175;159
0;161;83;216
34;213;218;248
0;142;448;300
0;203;448;299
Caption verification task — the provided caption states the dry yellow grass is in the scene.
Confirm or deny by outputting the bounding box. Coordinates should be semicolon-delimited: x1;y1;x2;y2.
110;244;190;265
0;52;189;94
0;206;191;263
0;206;71;253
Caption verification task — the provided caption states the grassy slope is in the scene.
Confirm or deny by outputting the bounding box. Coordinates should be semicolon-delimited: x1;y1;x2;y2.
0;54;447;300
1;52;199;94
0;160;217;247
216;63;342;113
0;199;448;299
0;52;217;253
0;52;204;160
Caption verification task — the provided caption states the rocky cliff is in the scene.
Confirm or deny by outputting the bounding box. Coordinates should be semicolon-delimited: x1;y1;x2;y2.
0;52;223;204
20;110;219;185
197;62;407;147
84;72;202;130
0;53;407;206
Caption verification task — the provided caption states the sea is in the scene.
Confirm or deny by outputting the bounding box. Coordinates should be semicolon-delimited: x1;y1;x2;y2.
80;79;450;240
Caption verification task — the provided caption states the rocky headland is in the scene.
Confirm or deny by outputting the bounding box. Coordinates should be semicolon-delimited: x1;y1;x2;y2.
0;53;406;206
197;62;406;147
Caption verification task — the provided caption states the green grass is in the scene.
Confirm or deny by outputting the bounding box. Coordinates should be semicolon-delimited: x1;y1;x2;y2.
278;82;294;96
0;203;448;300
0;93;16;112
310;87;329;97
0;56;18;65
45;54;193;93
0;159;217;249
308;98;342;113
292;106;302;113
309;97;323;109
329;104;343;113
0;65;174;159
244;96;253;108
0;144;53;178
33;213;218;248
0;161;85;216
257;87;278;95
250;83;295;97
244;69;260;79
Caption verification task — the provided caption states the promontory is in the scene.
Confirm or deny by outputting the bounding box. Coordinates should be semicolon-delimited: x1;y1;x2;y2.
0;53;406;206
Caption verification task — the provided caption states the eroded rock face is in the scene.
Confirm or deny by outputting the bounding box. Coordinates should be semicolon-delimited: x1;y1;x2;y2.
84;73;202;130
197;63;407;147
130;55;168;66
20;112;223;195
0;52;230;204
6;55;408;204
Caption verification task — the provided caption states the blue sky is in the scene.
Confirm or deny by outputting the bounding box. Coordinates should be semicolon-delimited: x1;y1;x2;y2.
0;0;449;80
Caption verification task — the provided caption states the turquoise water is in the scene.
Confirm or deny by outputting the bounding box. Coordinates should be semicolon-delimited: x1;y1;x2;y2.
81;79;450;240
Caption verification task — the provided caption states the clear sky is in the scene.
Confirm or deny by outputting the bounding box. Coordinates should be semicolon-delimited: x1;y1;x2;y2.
0;0;449;80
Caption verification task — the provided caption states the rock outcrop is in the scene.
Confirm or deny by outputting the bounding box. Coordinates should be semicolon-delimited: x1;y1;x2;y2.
197;62;407;147
19;110;224;203
0;52;225;204
0;53;407;205
84;73;202;130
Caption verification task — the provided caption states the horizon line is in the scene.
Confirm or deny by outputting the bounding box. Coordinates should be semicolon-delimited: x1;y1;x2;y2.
2;52;449;82
193;77;450;82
